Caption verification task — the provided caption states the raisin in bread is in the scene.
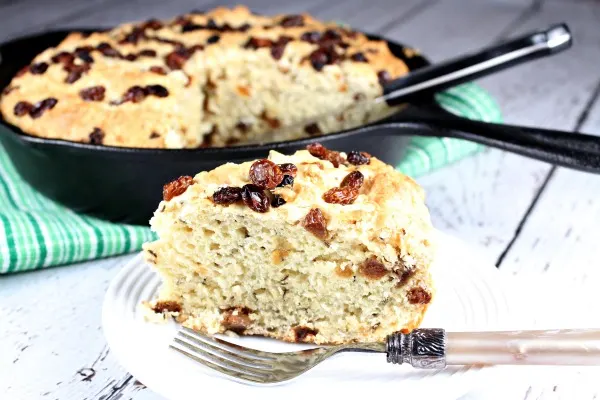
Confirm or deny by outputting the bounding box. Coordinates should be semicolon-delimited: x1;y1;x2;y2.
0;6;409;149
143;144;435;344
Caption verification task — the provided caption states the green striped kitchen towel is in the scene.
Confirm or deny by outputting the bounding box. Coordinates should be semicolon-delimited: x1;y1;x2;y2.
0;83;501;274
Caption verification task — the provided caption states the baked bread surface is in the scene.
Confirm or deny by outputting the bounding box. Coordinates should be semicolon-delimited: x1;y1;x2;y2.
143;145;435;344
0;6;409;148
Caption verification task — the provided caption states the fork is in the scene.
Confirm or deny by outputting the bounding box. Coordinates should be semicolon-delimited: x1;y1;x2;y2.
170;327;600;384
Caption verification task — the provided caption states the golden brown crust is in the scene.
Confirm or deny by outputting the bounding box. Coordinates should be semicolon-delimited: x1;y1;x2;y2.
0;6;409;149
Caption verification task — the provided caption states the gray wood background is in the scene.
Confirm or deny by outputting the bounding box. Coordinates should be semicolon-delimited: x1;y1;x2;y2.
2;0;600;399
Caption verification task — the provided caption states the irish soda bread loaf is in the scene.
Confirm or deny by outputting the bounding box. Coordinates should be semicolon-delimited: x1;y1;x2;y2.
0;6;409;149
143;144;435;344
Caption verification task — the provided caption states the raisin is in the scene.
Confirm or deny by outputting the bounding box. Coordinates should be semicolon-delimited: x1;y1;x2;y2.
244;37;272;49
63;63;90;84
97;42;121;58
377;70;392;86
326;151;346;168
249;159;283;189
123;86;147;103
124;53;138;61
75;47;94;63
350;52;367;62
222;307;252;334
302;208;327;239
304;123;321;136
353;93;365;102
307;143;345;166
394;267;414;287
236;122;250;132
293;326;318;342
29;98;58;119
241;184;270;213
359;257;388;279
65;70;82;83
163;176;194;201
260;111;281;129
181;22;202;33
271;194;286;207
153;36;185;47
340;171;364;189
306;143;328;159
152;301;182;313
278;163;297;177
300;31;321;44
322;29;342;43
51;51;75;64
347;151;371;165
29;62;48;75
149;132;160;139
165;48;189;69
206;18;218;29
142;19;163;30
277;175;294;187
280;14;304;27
238;23;251;32
322;187;358;205
138;49;157;57
270;36;292;60
79;86;105;101
212;186;243;205
13;101;33;116
146;84;169;98
309;48;329;71
120;27;146;44
206;35;220;44
149;66;167;75
271;45;285;60
89;127;105;144
407;287;431;305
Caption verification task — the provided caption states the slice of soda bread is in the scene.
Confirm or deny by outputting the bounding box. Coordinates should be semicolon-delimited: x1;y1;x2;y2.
143;144;435;344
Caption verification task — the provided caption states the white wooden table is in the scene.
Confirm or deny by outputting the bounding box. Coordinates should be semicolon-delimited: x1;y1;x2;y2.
2;0;600;398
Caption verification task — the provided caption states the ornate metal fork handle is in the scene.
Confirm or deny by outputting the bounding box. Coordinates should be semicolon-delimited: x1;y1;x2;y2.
386;328;447;368
171;327;600;385
387;328;600;368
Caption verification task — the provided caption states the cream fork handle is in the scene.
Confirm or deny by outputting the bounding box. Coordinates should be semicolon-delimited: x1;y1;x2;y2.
447;329;600;366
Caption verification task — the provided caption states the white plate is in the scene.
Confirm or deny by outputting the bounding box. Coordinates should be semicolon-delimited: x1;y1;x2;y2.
103;231;515;400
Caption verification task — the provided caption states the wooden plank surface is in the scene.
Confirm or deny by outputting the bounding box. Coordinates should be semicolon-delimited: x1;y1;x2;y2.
415;0;600;264
1;0;600;398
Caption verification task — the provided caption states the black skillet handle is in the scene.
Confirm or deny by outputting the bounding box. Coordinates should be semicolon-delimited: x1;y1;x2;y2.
382;23;572;106
389;108;600;174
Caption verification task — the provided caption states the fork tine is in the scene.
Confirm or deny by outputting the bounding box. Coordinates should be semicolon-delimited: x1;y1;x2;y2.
170;341;269;384
177;330;274;369
173;337;270;376
181;326;280;360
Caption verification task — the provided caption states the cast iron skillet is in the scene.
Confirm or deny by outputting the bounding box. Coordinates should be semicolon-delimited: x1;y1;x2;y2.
0;28;599;225
0;29;427;225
